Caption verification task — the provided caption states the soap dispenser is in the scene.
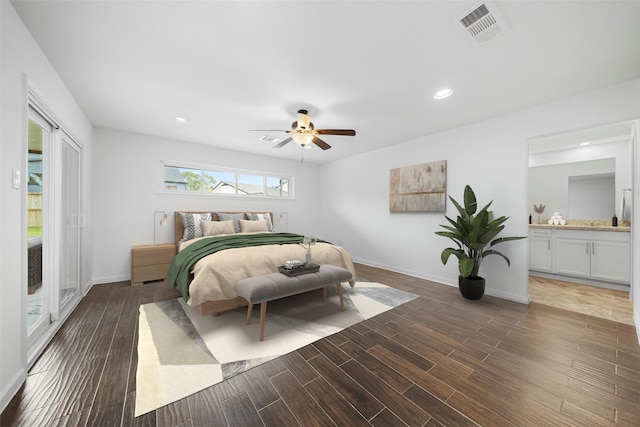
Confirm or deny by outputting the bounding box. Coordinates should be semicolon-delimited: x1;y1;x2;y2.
612;214;618;227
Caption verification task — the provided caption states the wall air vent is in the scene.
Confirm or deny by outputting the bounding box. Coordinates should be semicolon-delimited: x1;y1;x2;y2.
455;2;508;44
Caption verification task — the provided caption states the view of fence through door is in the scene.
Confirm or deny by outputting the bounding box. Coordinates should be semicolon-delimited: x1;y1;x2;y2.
27;107;51;342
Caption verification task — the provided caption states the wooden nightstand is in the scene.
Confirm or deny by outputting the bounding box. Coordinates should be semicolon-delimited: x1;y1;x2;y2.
131;244;176;286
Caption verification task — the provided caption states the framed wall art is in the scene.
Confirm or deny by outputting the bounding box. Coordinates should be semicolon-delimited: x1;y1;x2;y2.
390;160;447;212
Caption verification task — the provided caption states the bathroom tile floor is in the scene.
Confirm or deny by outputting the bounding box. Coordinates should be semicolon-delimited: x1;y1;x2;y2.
529;275;634;325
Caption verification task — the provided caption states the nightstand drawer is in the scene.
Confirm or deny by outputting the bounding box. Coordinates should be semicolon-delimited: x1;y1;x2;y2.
131;244;176;286
132;263;171;284
132;245;175;266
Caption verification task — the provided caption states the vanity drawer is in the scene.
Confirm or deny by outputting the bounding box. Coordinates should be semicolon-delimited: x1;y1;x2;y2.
529;229;552;238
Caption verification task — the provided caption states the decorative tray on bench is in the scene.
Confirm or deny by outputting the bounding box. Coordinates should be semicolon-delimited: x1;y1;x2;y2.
278;263;320;276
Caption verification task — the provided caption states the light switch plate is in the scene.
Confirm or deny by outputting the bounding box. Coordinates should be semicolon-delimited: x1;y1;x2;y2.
12;168;21;190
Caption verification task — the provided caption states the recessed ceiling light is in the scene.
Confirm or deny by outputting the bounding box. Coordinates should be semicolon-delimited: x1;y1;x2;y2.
579;141;590;146
434;88;453;99
175;116;189;124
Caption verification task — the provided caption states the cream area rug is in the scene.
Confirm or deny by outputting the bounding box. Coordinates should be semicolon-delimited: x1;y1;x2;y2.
135;281;418;416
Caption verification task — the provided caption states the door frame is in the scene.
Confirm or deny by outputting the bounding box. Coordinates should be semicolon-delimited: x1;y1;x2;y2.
25;86;84;366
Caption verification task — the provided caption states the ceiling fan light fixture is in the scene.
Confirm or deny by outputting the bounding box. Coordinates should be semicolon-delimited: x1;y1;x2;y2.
292;132;314;147
434;88;454;99
251;109;354;152
296;109;312;130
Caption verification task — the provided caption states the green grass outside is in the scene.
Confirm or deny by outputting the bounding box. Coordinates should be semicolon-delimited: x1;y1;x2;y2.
28;227;42;238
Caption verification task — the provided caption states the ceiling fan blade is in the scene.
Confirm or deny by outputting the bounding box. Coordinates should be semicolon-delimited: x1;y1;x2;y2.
249;129;289;133
273;137;292;148
312;136;331;150
315;129;356;136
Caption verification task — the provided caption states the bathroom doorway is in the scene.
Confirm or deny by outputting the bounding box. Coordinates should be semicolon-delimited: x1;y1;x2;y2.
527;120;635;322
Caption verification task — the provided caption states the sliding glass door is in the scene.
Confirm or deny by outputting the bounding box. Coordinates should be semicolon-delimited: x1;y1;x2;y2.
26;101;82;353
58;133;81;311
27;107;52;344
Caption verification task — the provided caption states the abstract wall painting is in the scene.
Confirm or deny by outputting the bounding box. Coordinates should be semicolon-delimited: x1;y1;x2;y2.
390;160;447;212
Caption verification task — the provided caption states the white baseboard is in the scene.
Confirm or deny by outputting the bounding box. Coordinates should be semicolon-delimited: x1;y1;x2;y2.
485;288;530;304
91;274;130;285
352;258;455;287
0;367;27;416
353;258;530;304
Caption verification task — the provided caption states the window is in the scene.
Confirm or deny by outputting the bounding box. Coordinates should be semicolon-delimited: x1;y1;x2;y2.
163;163;292;198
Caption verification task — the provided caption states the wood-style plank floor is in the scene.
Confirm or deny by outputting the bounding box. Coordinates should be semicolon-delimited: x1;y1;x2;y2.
529;275;634;325
2;263;639;426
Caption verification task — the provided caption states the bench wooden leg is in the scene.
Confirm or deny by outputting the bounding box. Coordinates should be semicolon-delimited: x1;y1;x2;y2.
337;283;345;311
246;303;254;325
259;301;267;341
322;287;327;302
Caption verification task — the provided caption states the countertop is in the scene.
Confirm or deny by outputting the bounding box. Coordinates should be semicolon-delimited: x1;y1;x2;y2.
529;224;631;232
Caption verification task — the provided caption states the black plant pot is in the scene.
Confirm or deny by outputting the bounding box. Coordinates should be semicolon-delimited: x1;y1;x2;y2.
458;276;485;300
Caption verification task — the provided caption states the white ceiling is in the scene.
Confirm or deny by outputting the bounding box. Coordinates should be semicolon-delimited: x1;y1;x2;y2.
11;0;640;164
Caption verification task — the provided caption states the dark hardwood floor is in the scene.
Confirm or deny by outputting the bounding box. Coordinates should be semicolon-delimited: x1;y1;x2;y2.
2;263;639;426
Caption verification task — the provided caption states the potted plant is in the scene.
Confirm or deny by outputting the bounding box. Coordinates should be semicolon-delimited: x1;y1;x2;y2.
435;185;526;300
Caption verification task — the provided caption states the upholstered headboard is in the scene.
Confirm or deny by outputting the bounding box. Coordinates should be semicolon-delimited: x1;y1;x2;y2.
174;211;274;246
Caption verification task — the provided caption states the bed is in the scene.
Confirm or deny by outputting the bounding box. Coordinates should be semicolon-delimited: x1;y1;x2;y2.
169;211;357;317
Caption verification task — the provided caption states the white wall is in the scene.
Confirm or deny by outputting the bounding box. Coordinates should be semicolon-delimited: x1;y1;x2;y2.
320;79;640;304
91;128;323;283
634;121;640;343
0;1;93;413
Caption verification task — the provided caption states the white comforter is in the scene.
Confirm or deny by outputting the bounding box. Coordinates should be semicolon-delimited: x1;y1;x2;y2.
180;236;357;306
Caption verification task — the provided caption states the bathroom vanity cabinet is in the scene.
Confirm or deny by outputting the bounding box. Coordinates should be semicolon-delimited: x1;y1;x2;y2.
529;229;553;272
529;227;631;285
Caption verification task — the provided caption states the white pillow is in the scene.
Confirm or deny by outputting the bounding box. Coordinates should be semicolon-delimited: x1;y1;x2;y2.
246;212;274;231
216;212;245;233
239;219;270;233
202;220;235;236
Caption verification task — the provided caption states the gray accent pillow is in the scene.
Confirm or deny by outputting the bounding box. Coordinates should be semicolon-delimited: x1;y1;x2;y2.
180;212;212;241
215;212;246;233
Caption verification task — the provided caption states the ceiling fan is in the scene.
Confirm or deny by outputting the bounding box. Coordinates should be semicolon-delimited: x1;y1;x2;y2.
250;109;356;150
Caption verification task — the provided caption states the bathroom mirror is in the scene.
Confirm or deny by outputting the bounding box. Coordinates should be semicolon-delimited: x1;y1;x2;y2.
528;121;633;222
529;159;615;221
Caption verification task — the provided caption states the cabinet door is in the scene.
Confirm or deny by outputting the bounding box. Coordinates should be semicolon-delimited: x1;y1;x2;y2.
556;239;591;278
529;238;552;272
591;241;631;283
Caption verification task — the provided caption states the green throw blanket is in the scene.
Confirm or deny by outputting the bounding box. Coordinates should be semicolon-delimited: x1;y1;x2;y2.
168;233;325;302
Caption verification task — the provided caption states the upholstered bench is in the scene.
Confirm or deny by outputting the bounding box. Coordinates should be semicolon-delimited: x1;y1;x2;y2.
235;264;353;341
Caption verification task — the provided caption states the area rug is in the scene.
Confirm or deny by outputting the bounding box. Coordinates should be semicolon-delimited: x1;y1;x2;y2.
135;281;418;416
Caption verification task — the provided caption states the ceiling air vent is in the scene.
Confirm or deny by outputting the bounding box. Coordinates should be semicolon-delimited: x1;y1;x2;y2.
260;135;281;143
455;2;508;44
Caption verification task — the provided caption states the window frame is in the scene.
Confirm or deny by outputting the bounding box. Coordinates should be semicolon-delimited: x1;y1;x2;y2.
160;161;294;199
